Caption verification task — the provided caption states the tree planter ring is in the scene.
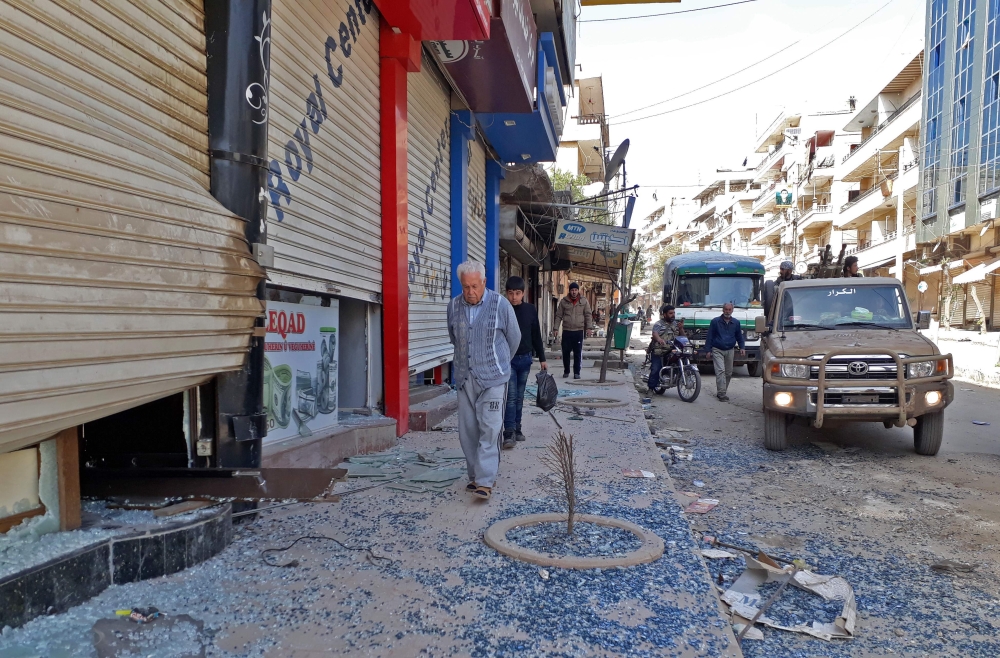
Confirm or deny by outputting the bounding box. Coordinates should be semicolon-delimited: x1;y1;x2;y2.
561;397;628;409
484;513;664;569
571;379;627;387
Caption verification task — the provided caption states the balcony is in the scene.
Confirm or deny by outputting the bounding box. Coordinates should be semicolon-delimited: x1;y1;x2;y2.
751;181;779;214
714;215;768;240
840;91;921;179
754;139;790;183
847;226;917;270
796;205;833;232
750;214;786;244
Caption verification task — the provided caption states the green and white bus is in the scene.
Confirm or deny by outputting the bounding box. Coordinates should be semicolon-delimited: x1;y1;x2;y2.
662;252;766;376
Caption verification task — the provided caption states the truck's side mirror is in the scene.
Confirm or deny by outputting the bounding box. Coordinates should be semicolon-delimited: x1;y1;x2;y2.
755;315;767;333
916;310;931;330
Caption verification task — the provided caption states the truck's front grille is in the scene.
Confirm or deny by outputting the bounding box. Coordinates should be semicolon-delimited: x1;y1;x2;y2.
808;355;904;380
810;391;901;405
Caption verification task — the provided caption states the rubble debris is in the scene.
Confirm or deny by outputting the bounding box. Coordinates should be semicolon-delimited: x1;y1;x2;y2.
153;501;214;518
972;421;991;426
685;499;720;514
719;555;856;642
701;549;738;559
693;480;705;488
622;469;655;479
930;559;977;573
92;614;205;658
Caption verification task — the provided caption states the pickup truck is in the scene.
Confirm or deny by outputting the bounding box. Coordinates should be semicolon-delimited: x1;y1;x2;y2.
756;277;954;455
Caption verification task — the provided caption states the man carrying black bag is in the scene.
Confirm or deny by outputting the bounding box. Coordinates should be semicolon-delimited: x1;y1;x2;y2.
503;276;547;449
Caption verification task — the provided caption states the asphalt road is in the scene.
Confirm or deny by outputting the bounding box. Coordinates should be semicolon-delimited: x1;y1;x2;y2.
702;365;1000;458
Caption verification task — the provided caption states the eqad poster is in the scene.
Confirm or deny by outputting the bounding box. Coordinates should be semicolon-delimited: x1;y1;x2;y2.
263;301;339;442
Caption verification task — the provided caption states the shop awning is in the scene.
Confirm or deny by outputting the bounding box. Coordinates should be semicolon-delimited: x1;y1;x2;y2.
953;258;1000;284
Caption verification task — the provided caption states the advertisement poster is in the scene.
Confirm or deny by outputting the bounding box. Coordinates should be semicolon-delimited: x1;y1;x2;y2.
263;301;339;443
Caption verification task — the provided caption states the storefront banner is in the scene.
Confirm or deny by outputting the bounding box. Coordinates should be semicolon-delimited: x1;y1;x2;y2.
554;220;635;254
263;301;339;443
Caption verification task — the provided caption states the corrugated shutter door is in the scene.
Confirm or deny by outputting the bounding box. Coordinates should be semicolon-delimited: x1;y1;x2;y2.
266;0;381;300
0;1;262;452
408;53;452;374
467;137;488;268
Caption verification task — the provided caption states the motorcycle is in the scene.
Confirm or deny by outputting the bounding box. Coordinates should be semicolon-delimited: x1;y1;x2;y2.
651;335;701;402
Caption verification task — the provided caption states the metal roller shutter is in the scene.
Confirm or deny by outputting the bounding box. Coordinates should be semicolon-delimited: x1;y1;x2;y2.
0;0;263;453
467;137;488;268
408;52;453;374
266;0;381;300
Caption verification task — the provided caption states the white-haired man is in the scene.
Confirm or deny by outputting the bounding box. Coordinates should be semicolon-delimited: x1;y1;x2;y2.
447;261;521;500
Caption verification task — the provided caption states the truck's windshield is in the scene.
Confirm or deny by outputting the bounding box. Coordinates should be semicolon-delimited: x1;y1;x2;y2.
677;275;761;308
778;285;913;330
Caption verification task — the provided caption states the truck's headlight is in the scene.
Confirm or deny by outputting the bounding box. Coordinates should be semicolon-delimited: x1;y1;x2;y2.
780;364;810;379
907;361;935;379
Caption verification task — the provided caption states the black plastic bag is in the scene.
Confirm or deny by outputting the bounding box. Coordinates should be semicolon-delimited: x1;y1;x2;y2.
535;370;559;412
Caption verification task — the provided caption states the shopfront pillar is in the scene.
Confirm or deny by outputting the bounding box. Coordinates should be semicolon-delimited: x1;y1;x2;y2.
450;110;475;293
485;160;505;290
380;25;421;437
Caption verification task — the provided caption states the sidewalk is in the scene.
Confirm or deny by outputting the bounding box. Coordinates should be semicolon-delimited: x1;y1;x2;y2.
930;329;1000;389
0;366;739;658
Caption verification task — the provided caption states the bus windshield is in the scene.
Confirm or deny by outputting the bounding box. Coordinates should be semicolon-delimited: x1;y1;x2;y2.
676;275;761;308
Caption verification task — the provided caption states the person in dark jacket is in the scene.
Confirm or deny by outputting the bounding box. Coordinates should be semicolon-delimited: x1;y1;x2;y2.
705;302;745;402
503;276;547;449
777;260;800;284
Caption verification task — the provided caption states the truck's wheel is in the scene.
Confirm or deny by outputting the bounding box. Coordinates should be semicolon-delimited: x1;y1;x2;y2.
746;362;761;378
764;409;787;451
913;411;944;456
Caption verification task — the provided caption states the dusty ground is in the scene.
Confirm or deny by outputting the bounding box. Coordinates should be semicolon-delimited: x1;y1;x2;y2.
633;329;1000;657
0;364;739;658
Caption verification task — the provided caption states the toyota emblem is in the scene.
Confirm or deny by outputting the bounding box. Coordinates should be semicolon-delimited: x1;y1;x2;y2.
848;361;869;375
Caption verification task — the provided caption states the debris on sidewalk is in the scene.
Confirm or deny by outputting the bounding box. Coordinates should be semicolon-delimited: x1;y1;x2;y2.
115;607;160;623
719;554;856;642
930;559;977;573
93;614;205;658
693;480;705;488
685;498;720;514
972;420;991;426
701;548;738;559
622;469;656;478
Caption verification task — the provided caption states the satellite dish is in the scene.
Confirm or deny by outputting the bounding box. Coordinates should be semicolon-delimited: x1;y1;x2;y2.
605;139;630;185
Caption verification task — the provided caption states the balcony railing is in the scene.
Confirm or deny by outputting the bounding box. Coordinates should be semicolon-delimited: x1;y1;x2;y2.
750;214;786;242
841;91;922;165
840;170;899;213
577;113;605;125
756;138;786;172
846;225;916;256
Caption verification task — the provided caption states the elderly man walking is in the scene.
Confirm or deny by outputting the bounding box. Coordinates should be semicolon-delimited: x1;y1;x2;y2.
447;261;521;500
705;302;745;402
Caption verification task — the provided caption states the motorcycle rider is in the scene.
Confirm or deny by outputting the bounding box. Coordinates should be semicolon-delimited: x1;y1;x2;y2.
647;305;686;393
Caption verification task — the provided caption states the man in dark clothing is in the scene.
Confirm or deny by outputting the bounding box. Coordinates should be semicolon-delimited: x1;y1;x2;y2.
552;282;593;379
647;305;685;393
777;260;799;284
503;276;547;449
705;302;745;402
843;256;862;277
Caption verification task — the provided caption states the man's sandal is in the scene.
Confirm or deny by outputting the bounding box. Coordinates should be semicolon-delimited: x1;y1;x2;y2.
466;482;478;492
473;486;492;500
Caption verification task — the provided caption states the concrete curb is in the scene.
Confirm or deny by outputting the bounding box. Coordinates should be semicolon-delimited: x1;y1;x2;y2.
483;513;665;569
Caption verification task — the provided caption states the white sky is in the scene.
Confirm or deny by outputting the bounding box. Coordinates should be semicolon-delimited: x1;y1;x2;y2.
574;0;926;224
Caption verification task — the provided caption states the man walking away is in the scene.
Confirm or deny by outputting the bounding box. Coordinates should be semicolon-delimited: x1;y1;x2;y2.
502;276;547;449
447;262;521;500
647;305;685;393
552;282;594;379
705;302;745;402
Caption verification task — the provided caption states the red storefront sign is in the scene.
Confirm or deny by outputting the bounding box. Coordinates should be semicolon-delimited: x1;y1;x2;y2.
428;0;536;114
374;0;492;41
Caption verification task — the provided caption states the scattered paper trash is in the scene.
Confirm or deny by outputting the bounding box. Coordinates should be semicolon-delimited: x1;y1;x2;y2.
719;555;856;642
972;421;990;426
686;498;720;514
622;469;656;478
693;480;705;488
539;569;550;580
678;491;701;498
115;607;160;624
733;621;764;641
701;548;738;559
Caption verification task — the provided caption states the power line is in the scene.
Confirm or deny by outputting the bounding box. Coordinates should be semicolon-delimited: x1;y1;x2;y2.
613;40;801;118
611;0;901;126
580;0;758;23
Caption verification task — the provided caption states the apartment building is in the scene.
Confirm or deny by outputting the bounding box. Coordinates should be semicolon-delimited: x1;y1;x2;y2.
836;53;922;290
919;0;1000;331
683;170;767;256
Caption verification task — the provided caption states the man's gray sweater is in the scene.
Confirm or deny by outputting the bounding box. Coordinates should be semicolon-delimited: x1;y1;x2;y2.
447;290;521;389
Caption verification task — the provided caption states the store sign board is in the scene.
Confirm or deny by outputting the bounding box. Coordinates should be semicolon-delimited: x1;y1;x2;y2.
554;220;634;254
263;301;339;443
428;0;536;113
